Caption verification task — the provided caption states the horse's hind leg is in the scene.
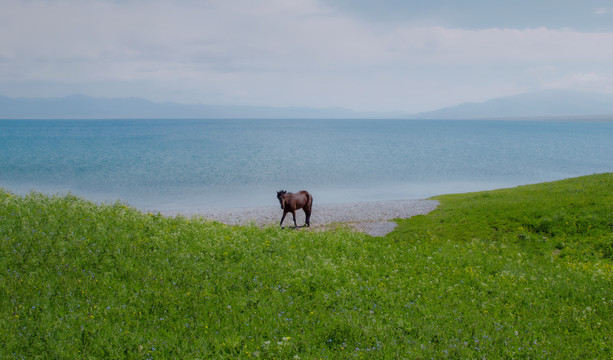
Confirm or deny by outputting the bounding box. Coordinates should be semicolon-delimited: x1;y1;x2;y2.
304;194;313;227
304;208;311;227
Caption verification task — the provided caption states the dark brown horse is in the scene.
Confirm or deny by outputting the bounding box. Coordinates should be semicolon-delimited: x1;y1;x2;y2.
276;190;313;228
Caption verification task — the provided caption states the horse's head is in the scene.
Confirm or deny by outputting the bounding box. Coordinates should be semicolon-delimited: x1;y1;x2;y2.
276;190;287;209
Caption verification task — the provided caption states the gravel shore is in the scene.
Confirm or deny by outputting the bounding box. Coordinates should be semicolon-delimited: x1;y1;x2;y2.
160;199;439;237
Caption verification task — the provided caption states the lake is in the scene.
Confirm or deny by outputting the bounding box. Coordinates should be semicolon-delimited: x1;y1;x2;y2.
1;118;612;210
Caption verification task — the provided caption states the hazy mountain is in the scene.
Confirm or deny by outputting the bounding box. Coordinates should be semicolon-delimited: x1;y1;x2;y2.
2;90;613;119
415;90;613;119
0;94;369;119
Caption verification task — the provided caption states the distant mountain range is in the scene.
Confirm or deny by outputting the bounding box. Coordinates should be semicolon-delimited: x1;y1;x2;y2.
0;94;371;119
1;90;613;119
415;90;613;119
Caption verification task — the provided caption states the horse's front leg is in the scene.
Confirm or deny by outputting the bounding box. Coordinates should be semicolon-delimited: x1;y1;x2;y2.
280;211;288;228
291;211;297;228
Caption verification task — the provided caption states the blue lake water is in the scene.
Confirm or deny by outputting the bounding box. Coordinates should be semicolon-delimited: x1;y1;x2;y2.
1;118;612;210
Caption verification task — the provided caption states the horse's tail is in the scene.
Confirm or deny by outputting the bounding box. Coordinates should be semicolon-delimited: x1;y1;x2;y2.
306;191;313;211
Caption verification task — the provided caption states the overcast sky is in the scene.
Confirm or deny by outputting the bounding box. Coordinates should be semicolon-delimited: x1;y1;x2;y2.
2;0;613;113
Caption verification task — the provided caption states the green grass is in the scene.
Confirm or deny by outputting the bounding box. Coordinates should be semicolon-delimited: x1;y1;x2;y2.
1;174;612;359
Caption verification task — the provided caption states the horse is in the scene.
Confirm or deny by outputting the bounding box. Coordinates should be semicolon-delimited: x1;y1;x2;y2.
276;190;313;228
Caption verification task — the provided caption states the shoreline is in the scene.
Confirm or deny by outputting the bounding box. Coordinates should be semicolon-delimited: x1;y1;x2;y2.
158;199;440;236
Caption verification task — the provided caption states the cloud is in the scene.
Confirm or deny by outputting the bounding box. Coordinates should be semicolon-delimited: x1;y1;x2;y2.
2;0;613;111
546;72;613;93
594;8;613;15
384;27;613;65
6;1;613;68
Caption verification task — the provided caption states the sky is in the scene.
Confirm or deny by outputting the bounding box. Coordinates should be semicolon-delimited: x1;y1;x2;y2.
2;0;613;113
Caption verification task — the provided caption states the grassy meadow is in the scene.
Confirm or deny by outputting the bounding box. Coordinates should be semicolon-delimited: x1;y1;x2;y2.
1;173;612;359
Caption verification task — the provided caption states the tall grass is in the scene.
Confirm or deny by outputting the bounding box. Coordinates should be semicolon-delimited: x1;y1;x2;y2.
1;174;612;359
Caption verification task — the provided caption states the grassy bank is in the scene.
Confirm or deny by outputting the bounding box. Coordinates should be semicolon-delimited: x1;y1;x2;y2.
1;174;612;359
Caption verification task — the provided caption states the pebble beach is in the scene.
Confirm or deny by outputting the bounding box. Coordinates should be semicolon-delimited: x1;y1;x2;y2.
159;199;440;237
